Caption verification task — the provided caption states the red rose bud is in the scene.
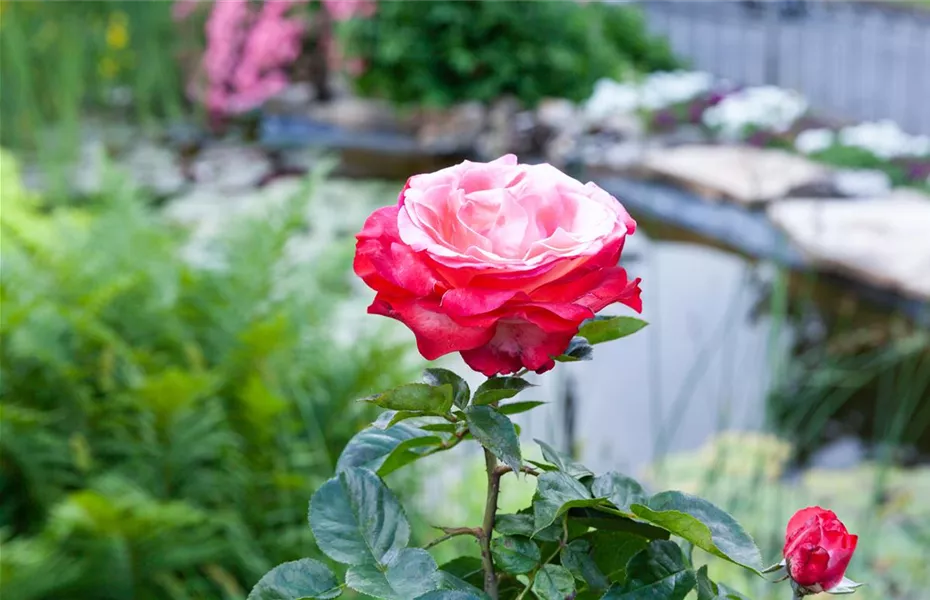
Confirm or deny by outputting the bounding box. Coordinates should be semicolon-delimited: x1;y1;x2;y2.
353;155;641;376
783;507;858;593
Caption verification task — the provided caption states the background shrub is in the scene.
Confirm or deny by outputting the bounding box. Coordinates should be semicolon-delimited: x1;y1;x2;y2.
339;0;678;108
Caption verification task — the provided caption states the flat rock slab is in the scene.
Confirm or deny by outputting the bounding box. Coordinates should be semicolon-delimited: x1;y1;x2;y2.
638;145;830;205
597;176;805;267
768;190;930;301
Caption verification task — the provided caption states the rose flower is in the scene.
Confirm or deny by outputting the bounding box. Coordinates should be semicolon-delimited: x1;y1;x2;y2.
784;507;858;594
354;155;641;376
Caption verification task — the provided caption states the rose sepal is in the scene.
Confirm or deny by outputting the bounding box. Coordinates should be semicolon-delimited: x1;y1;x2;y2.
762;559;788;582
791;576;865;597
825;577;866;595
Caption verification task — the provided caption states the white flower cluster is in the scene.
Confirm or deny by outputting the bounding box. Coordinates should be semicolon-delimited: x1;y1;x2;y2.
836;120;930;160
581;69;930;176
794;128;834;155
794;121;930;160
702;86;808;139
584;79;639;124
583;71;714;125
638;71;714;110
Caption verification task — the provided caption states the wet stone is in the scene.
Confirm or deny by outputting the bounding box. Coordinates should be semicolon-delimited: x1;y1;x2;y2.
638;144;830;205
768;191;930;301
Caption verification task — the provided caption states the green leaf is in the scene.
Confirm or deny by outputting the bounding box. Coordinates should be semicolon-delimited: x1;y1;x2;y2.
531;564;575;600
344;564;392;599
717;583;748;600
423;368;471;409
436;571;486;598
717;584;750;600
365;383;454;414
502;507;585;543
414;592;484;600
490;535;540;574
580;531;650;582
590;472;646;514
535;439;593;479
439;557;484;582
568;508;670;540
526;461;559;473
560;539;609;592
247;559;341;600
464;405;522;475
602;540;696;600
680;541;695;568
696;566;718;600
336;423;443;477
346;549;442;600
556;336;594;362
472;376;533;405
386;410;428;427
578;316;648;344
533;471;603;533
497;400;546;415
695;566;749;600
630;492;763;572
494;513;534;537
308;467;410;566
421;423;459;433
378;436;446;475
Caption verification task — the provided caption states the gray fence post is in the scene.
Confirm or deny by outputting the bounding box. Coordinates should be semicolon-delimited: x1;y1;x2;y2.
763;3;782;86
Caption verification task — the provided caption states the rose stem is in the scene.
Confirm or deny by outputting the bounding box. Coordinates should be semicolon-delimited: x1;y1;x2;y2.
481;447;501;599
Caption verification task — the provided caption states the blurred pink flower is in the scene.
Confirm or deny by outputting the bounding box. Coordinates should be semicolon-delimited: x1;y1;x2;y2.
179;0;375;117
234;1;305;91
191;0;308;117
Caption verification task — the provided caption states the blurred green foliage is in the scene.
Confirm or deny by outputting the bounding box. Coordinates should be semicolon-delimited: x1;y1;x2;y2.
0;150;416;599
339;0;678;108
0;1;185;149
769;326;930;464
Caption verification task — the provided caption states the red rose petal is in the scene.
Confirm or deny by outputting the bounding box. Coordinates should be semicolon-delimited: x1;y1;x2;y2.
460;320;574;376
788;544;830;587
369;296;494;360
786;507;835;539
440;288;523;318
821;535;858;591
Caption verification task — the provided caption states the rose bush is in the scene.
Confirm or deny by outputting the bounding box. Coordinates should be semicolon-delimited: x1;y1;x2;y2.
783;507;859;595
247;159;863;600
354;155;642;376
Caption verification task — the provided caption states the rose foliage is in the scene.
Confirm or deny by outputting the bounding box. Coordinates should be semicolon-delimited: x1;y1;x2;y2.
247;158;862;600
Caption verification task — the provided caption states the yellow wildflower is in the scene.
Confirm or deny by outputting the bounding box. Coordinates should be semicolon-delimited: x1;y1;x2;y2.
105;12;129;50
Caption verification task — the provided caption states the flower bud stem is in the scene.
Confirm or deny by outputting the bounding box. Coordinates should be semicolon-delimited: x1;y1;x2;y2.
481;448;501;599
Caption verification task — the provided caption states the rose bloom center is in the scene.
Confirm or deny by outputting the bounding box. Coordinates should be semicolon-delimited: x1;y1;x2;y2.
400;166;621;267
